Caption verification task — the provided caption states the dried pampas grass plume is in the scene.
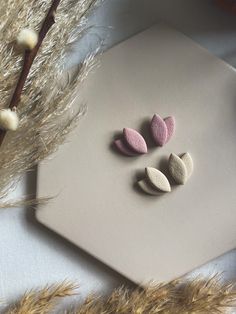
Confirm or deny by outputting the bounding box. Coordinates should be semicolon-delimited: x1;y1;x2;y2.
3;276;236;314
5;282;77;314
0;0;100;202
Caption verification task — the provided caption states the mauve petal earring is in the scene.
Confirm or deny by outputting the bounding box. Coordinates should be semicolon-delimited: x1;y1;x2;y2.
114;128;147;156
164;116;175;143
114;139;138;157
150;114;175;146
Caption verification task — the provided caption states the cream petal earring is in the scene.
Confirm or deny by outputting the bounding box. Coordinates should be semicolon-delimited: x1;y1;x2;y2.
138;167;171;195
168;152;193;184
137;179;162;196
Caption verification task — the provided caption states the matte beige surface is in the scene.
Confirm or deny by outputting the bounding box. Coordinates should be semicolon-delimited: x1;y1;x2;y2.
37;24;236;283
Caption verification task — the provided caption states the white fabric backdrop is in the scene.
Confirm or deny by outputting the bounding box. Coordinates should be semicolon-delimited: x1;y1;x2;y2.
1;0;236;303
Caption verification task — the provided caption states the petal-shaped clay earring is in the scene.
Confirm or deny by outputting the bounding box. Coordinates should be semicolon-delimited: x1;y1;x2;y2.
145;167;171;192
164;116;175;143
114;139;138;157
138;179;162;196
123;128;147;154
150;114;175;146
138;167;171;195
114;128;147;156
168;152;193;184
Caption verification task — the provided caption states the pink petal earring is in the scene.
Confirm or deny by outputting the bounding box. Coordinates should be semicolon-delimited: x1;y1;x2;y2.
114;128;147;157
150;114;175;146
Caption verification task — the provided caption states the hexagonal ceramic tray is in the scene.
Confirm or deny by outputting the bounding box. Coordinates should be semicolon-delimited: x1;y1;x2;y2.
37;24;236;283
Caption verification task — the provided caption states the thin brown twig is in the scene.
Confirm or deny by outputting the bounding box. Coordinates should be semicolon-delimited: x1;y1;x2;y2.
0;0;61;147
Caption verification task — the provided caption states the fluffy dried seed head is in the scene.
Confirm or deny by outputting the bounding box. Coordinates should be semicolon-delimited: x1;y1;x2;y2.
16;28;38;50
0;109;19;131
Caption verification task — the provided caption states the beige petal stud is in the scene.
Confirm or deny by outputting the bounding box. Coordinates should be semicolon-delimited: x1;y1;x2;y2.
168;153;194;185
145;167;171;192
168;153;188;185
137;179;162;196
181;152;193;179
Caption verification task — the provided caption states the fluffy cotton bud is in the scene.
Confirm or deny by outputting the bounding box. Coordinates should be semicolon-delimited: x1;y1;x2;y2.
16;28;38;50
0;109;19;131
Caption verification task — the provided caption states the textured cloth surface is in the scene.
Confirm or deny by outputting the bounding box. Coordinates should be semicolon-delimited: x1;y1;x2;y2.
1;0;236;302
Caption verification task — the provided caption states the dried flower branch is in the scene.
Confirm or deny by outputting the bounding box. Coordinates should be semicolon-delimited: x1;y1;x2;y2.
3;276;236;314
11;0;61;108
0;0;62;145
0;0;99;202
